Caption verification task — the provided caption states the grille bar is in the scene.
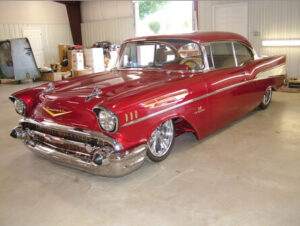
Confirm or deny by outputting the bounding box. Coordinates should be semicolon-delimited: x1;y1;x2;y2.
19;118;123;152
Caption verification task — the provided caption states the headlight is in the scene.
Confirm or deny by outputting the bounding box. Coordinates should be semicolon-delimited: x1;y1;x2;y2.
94;106;119;133
11;97;26;115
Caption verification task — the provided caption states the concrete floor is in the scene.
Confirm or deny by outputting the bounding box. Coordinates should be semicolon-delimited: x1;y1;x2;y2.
0;81;300;226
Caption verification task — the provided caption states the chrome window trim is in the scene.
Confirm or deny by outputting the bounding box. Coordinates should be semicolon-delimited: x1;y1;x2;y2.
118;39;255;73
232;42;238;67
117;67;204;74
118;39;206;72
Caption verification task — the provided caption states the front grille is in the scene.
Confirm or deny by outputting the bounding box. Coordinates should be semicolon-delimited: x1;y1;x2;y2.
34;133;88;153
21;122;109;161
22;122;101;146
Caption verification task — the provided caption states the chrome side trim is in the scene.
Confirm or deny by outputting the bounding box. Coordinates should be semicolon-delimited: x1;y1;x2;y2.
20;118;123;151
122;65;285;127
122;80;247;127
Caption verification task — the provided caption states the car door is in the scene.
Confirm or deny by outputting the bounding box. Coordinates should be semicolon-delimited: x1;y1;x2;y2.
203;41;251;133
232;41;259;112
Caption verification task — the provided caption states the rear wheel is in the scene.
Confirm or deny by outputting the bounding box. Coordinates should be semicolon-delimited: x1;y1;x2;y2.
147;119;175;162
259;87;272;109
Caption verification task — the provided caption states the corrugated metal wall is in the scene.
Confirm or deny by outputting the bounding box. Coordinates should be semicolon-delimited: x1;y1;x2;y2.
81;17;134;47
249;0;300;78
0;24;73;66
80;1;134;46
198;0;300;78
81;1;133;22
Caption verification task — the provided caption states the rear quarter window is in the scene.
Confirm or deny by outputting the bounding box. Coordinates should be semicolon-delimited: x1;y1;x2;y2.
234;42;254;66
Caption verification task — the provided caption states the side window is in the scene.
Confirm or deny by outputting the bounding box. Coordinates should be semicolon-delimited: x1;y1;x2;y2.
210;42;236;69
178;42;204;69
204;45;214;68
234;43;254;66
178;43;201;58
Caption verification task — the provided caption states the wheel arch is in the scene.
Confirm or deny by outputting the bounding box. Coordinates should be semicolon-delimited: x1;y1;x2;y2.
145;113;199;141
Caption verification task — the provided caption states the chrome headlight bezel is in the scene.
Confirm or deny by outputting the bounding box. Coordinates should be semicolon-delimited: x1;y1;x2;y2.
9;96;26;116
93;106;119;133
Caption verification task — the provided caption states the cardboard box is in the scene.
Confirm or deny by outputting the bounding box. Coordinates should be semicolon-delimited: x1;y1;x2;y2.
40;71;71;81
72;68;93;77
107;50;118;70
58;44;70;63
67;50;84;70
40;72;62;81
84;48;104;73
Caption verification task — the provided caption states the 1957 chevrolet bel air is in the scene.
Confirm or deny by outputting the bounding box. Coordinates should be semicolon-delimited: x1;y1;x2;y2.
9;32;287;177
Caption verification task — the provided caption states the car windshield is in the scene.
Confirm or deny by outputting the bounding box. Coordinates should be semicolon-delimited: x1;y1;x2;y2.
116;39;204;71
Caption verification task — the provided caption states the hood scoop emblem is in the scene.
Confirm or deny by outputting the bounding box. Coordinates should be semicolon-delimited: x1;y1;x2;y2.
85;87;102;102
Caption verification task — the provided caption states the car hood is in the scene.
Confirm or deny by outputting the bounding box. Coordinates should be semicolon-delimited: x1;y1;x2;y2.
42;70;175;105
30;70;187;129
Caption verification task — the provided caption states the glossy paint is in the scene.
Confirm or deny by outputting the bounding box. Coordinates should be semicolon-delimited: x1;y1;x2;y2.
11;32;286;152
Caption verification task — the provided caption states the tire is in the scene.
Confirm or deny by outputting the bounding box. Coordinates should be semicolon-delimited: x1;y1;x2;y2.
147;119;175;162
259;87;272;109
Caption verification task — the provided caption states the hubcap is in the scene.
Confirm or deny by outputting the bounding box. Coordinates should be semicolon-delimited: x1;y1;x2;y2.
148;120;174;157
263;87;272;105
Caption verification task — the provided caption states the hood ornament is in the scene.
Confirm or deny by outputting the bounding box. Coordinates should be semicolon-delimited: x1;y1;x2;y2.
85;87;102;102
42;82;55;95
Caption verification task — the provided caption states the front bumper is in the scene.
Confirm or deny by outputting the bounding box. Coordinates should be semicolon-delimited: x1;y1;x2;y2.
11;119;147;177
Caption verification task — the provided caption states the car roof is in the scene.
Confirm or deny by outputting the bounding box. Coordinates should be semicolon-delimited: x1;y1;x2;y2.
124;31;252;48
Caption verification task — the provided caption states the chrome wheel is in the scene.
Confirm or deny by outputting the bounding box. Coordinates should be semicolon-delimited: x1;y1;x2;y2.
262;87;272;105
147;120;174;160
259;87;273;109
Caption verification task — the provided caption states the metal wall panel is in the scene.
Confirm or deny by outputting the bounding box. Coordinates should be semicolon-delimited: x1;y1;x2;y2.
0;23;73;66
248;0;300;78
198;0;300;78
81;17;134;47
81;1;133;23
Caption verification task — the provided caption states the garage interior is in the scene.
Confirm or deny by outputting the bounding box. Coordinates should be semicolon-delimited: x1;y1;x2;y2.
1;1;300;225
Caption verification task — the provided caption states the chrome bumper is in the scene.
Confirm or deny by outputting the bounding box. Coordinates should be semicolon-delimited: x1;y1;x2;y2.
26;141;147;177
11;121;147;177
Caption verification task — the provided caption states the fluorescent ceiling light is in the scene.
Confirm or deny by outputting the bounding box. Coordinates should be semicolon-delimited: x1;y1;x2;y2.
262;40;300;47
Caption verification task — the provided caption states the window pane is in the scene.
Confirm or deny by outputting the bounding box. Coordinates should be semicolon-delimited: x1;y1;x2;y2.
155;44;176;65
204;45;214;68
138;45;155;66
211;42;236;69
135;1;193;36
177;42;204;69
178;43;200;58
234;43;253;66
118;42;177;68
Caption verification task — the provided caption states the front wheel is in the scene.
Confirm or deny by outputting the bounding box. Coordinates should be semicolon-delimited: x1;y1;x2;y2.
147;119;175;162
259;87;272;109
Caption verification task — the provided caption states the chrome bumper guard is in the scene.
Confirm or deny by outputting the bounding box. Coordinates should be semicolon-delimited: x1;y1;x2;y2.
11;119;147;177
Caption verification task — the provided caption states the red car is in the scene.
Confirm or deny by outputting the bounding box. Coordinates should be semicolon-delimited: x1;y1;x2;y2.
10;32;287;177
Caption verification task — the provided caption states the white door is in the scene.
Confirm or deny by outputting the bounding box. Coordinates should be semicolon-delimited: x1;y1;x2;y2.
22;28;44;68
212;2;248;38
